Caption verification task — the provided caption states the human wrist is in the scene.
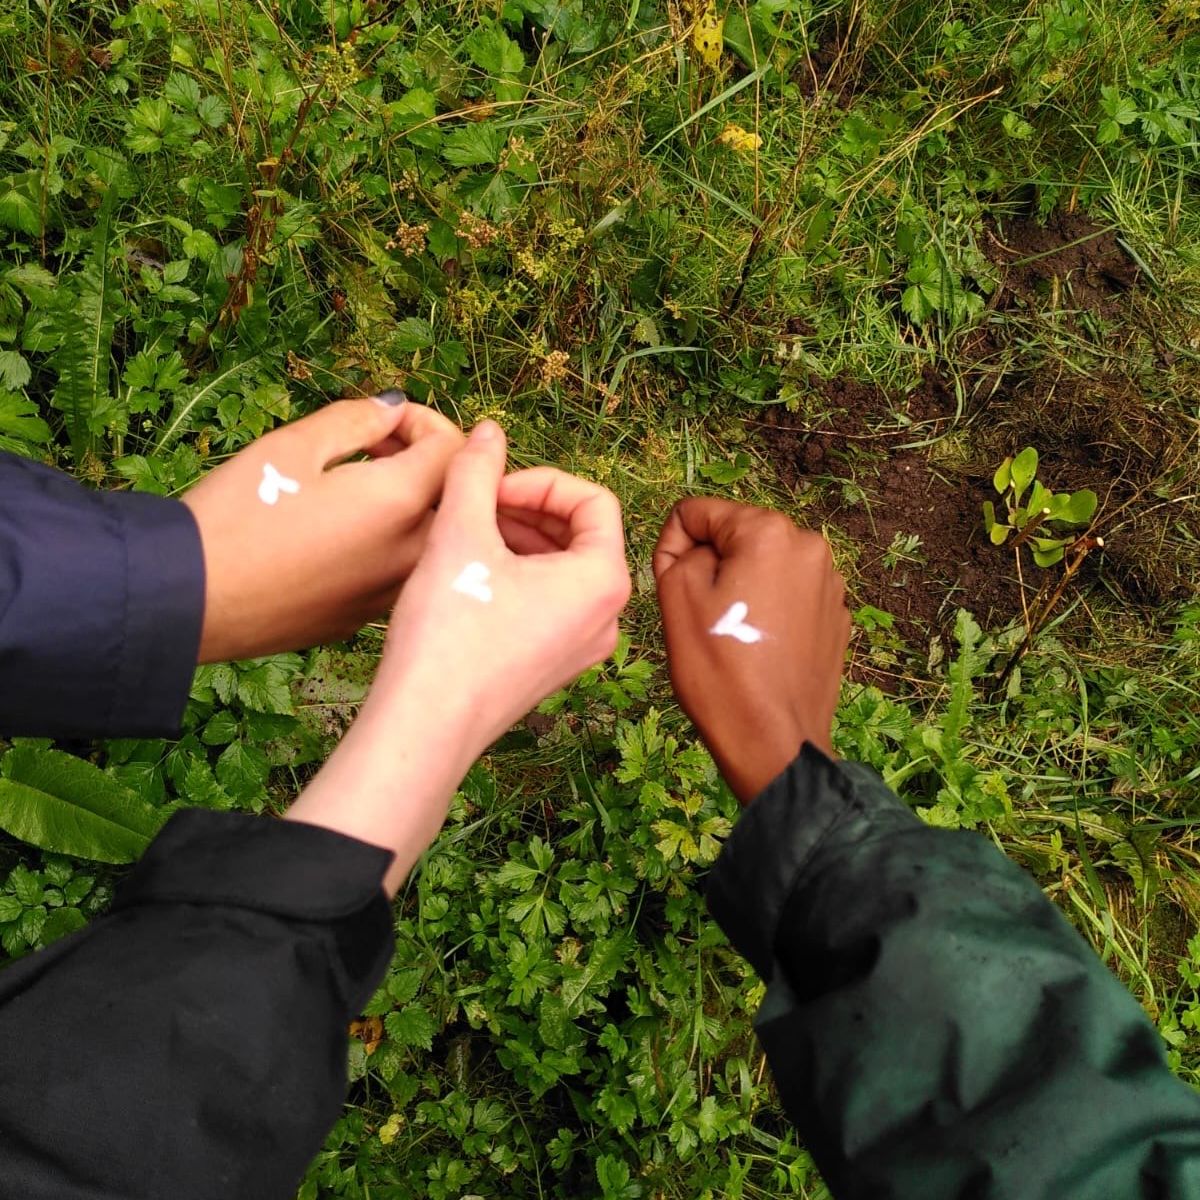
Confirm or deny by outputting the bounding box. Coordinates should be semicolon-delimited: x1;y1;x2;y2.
715;720;836;807
284;681;481;894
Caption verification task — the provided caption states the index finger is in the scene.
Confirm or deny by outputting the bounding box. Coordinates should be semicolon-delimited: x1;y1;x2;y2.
497;467;625;558
653;496;768;581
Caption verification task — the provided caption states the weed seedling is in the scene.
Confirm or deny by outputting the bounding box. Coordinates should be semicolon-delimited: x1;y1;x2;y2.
882;532;925;571
983;447;1097;567
984;447;1103;686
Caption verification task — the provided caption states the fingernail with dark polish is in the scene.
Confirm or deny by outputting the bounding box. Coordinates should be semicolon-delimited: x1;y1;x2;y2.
373;389;408;407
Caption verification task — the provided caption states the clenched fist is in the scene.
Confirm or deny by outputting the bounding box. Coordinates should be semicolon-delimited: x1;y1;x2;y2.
653;498;851;805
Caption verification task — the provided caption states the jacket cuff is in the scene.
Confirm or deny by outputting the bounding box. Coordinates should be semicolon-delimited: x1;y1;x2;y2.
705;744;919;980
115;809;395;919
104;489;206;736
114;810;397;1010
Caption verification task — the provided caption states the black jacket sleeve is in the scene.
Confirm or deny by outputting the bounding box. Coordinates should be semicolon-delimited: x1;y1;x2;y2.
0;451;205;739
0;809;395;1200
707;744;1200;1200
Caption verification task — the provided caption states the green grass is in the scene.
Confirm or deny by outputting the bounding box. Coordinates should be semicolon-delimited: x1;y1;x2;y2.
1;1;1199;1196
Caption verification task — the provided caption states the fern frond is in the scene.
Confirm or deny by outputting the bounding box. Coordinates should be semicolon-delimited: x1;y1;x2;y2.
47;192;119;465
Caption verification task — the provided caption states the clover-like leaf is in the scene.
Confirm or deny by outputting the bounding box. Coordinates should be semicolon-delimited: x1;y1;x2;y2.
1063;488;1098;524
1010;446;1038;499
1027;480;1052;517
993;456;1012;493
1032;542;1066;567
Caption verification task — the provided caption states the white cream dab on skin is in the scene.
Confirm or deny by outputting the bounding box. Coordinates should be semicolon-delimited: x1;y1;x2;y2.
451;561;493;604
711;601;764;644
257;463;301;506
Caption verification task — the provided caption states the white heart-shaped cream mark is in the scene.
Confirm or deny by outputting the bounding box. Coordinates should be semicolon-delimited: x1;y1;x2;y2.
257;462;301;506
710;600;764;644
451;560;493;604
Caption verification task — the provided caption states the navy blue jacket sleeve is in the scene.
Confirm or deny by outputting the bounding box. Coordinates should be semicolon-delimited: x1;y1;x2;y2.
0;451;205;738
0;810;396;1199
707;745;1200;1199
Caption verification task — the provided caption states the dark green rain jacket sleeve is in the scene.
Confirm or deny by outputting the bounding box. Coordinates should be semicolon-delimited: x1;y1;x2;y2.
706;743;1200;1200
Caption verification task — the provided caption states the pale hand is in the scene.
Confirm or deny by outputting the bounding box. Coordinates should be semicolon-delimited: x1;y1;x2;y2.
181;397;464;662
286;421;631;892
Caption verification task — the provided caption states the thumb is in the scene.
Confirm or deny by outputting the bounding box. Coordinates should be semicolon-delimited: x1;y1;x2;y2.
431;420;508;548
274;396;411;470
655;543;720;612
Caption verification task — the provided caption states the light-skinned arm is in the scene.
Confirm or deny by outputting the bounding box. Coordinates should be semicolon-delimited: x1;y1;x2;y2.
286;418;632;893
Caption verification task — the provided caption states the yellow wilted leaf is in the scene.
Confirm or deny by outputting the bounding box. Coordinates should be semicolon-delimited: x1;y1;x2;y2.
691;1;723;69
716;123;762;153
349;1015;383;1056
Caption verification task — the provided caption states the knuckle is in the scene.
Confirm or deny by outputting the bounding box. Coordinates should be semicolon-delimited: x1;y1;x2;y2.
795;528;834;566
331;397;373;426
422;409;467;444
754;509;798;546
599;563;633;613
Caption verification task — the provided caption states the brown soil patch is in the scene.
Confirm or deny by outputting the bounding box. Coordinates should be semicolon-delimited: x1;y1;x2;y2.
761;212;1198;652
985;212;1141;320
982;364;1198;609
762;366;1198;650
761;379;1028;647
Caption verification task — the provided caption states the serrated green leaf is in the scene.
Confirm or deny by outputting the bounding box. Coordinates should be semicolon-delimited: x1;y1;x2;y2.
182;228;218;261
388;88;440;148
49;189;118;461
0;746;165;863
442;124;504;167
901;281;936;323
0;391;51;454
392;316;435;352
465;26;526;76
0;350;31;391
1100;85;1138;125
41;906;87;945
0;895;22;923
215;741;269;803
164;73;202;109
200;710;239;745
237;661;294;714
210;663;238;704
385;1006;436;1050
596;1083;636;1131
130;96;171;135
197;94;229;128
63;875;94;905
495;859;540;890
8;865;41;906
388;969;422;1005
0;174;42;236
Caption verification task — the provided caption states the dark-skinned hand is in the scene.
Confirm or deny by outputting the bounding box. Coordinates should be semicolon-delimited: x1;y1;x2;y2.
653;497;851;806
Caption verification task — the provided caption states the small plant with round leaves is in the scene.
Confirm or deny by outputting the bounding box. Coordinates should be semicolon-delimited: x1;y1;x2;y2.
983;446;1098;567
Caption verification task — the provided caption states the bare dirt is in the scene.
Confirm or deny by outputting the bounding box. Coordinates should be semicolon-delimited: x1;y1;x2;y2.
760;215;1198;652
985;211;1141;319
761;378;1026;647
